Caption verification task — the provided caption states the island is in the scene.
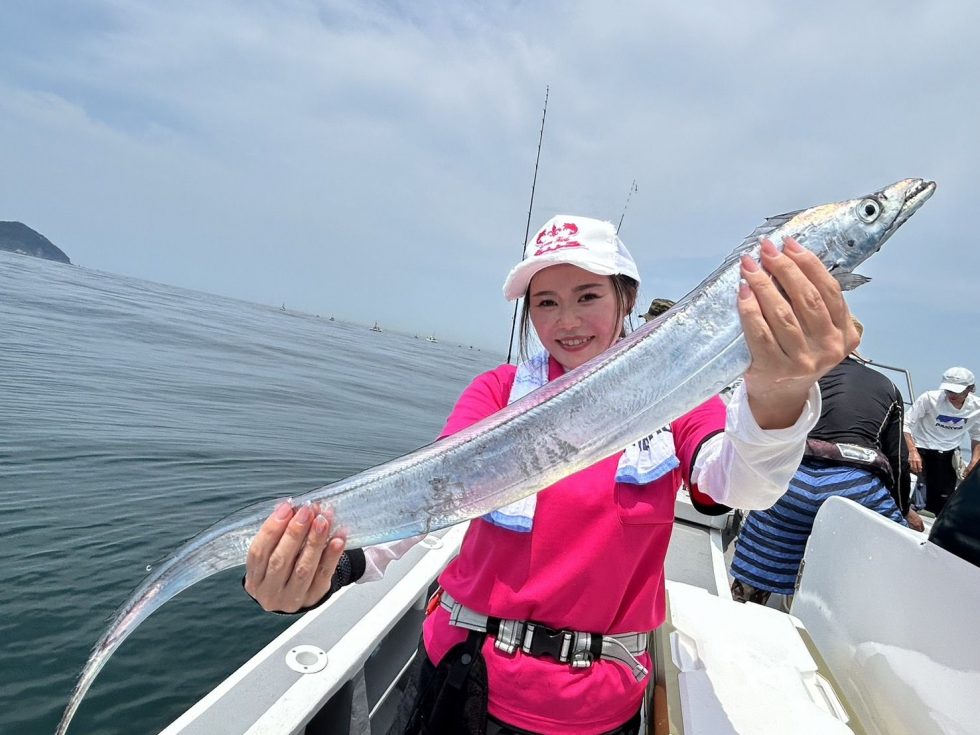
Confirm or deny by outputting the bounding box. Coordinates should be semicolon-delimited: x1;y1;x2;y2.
0;221;71;263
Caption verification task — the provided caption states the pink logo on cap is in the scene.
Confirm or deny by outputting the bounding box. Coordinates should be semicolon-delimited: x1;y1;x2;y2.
534;222;582;256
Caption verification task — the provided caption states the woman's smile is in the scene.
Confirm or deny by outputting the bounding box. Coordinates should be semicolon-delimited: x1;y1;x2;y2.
556;336;593;349
528;264;624;371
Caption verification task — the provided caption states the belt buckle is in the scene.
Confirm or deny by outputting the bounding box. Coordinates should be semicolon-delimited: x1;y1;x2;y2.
524;623;570;662
837;443;877;463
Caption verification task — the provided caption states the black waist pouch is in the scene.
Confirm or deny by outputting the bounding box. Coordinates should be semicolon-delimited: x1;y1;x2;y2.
392;631;488;735
805;438;895;489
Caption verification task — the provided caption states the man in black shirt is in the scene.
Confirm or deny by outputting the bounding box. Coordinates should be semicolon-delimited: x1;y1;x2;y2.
807;356;914;516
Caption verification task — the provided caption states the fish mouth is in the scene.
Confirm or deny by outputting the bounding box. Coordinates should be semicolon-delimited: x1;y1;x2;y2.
885;178;936;236
904;178;937;208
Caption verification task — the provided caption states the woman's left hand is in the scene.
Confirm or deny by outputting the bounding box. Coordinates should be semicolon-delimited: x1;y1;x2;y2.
738;236;860;429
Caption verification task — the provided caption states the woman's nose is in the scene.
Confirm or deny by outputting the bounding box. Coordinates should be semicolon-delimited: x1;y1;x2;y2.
556;304;580;327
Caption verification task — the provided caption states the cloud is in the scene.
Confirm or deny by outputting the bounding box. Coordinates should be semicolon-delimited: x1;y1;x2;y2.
1;0;977;384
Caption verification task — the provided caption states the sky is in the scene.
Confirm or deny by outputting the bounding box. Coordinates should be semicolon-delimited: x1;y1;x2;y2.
2;0;978;398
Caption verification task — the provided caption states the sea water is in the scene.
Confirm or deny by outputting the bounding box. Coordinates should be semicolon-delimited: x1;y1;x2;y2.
0;250;501;734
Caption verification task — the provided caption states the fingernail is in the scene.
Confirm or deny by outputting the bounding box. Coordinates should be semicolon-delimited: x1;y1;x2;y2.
294;505;313;525
783;237;804;253
739;280;751;299
740;254;760;272
313;514;328;535
760;239;778;256
274;501;293;520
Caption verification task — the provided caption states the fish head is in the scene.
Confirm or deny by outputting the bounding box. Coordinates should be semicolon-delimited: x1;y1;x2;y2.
792;178;936;286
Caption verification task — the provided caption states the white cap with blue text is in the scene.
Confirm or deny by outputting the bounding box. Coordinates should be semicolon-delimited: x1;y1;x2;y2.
939;366;975;393
502;215;641;301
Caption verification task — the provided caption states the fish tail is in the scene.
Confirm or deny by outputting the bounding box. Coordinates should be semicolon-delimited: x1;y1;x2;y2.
56;515;263;734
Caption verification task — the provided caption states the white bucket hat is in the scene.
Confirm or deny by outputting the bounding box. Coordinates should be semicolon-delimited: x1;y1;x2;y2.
502;215;641;301
939;366;975;393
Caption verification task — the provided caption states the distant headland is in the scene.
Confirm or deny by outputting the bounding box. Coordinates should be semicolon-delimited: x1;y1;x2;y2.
0;221;71;263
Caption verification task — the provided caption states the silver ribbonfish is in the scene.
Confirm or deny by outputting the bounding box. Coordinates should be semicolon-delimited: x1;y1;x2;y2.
57;178;935;734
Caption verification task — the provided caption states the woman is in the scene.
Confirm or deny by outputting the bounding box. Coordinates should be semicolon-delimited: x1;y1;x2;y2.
244;214;857;734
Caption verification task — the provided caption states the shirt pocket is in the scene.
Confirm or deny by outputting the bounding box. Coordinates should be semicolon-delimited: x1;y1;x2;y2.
615;475;678;526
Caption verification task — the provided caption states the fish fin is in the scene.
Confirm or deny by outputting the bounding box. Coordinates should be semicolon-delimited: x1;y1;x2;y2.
713;210;806;270
736;210;804;250
835;272;871;291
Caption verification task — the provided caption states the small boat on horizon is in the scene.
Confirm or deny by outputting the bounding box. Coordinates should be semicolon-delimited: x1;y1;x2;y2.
369;322;383;333
425;335;437;343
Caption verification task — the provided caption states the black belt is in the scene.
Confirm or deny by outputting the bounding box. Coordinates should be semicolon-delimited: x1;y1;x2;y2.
438;591;649;681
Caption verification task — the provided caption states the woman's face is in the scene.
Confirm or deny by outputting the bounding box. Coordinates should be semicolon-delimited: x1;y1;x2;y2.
527;264;625;371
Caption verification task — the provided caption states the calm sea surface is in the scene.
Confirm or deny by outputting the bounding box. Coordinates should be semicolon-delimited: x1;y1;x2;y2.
0;250;501;734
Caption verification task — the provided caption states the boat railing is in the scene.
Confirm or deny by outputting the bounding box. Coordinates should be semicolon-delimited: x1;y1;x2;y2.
859;357;917;407
160;524;467;735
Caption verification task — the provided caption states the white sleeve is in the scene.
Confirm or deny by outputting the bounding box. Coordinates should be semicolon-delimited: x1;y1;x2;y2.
358;535;427;583
691;381;821;510
969;406;980;442
903;393;927;435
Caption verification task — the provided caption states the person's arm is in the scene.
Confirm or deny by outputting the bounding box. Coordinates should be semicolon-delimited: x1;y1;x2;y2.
886;392;922;529
688;381;821;510
904;395;926;475
966;438;980;478
904;431;923;476
882;390;912;514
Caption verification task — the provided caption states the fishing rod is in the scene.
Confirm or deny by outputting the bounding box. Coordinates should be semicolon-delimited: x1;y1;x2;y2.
617;179;638;234
618;179;639;331
506;86;549;365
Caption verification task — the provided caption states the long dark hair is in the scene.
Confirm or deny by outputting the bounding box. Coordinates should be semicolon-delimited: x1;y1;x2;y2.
517;274;639;364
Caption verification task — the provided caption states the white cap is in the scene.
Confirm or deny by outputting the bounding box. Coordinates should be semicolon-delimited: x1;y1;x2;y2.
939;366;975;393
502;215;641;301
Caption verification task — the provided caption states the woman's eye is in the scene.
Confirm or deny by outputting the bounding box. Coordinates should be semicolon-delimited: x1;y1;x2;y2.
579;292;601;302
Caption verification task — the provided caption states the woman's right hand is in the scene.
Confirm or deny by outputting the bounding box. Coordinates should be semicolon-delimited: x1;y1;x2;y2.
244;501;347;613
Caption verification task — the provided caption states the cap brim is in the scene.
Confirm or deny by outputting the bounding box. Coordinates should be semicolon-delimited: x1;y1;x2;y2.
502;255;619;301
940;382;969;393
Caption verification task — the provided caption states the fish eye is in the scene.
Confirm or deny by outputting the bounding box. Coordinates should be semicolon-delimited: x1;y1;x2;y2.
858;198;881;223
